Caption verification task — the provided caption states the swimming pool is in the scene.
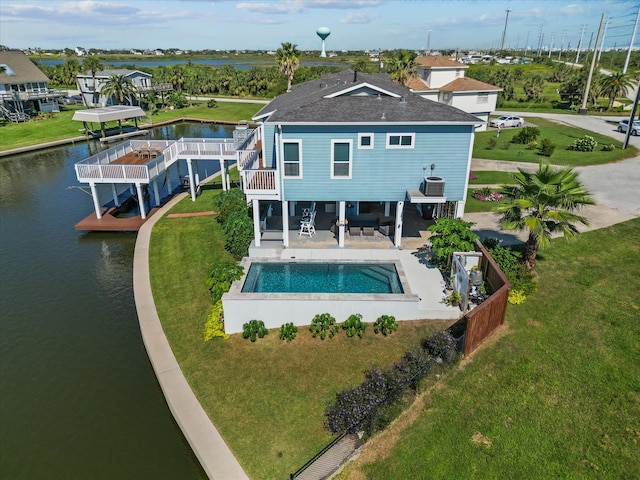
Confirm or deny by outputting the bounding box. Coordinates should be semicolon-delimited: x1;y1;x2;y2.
241;262;404;294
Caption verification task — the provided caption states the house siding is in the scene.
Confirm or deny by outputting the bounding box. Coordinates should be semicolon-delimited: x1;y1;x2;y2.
276;124;473;202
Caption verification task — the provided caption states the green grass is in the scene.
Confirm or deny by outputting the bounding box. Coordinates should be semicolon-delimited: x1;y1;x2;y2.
149;187;454;480
0;101;263;151
465;189;506;213
469;171;516;185
474;117;638;166
339;219;640;480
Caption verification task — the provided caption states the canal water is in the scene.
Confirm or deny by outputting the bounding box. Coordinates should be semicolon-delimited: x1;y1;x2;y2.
0;123;233;479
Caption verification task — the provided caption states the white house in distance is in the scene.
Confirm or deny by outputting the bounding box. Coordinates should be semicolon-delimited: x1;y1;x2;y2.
407;56;501;130
76;69;172;107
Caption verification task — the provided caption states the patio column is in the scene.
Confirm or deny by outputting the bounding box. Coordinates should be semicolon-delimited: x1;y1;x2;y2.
252;199;261;247
90;182;102;219
111;184;120;207
384;201;391;216
455;200;465;218
219;159;227;191
194;160;201;187
165;167;173;195
186;158;196;201
338;201;346;248
152;178;161;206
282;201;290;247
394;201;404;248
136;183;147;220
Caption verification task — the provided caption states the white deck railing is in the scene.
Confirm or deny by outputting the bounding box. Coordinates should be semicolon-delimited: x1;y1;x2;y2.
241;169;278;197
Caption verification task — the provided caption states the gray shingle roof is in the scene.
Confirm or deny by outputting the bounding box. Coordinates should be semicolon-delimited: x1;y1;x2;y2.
0;51;50;84
254;70;481;124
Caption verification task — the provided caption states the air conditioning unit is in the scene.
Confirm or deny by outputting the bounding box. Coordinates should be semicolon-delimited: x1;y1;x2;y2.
422;176;445;196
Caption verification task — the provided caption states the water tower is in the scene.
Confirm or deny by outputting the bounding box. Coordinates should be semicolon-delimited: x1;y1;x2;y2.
316;27;331;57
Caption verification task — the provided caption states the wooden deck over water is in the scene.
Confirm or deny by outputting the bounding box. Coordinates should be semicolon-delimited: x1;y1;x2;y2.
74;207;161;231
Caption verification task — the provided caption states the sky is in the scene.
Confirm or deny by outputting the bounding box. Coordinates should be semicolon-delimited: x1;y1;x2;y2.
0;0;638;53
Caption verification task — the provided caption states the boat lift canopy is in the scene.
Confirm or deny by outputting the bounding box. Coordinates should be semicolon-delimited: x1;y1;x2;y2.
72;105;146;123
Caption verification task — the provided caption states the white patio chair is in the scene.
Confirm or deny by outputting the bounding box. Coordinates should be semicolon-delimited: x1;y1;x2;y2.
299;211;316;236
301;202;316;220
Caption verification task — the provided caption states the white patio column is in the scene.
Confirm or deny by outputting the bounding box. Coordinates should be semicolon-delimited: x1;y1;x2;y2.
194;160;201;187
111;184;120;207
186;158;196;201
252;199;261;247
90;182;102;219
282;200;290;247
152;178;161;206
165;167;173;195
384;201;391;216
455;200;465;218
394;201;404;248
129;184;136;195
338;201;346;248
219;159;227;191
289;201;296;217
136;183;147;220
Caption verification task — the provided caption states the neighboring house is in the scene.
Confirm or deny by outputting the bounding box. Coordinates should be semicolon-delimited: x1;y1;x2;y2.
406;56;501;130
238;69;481;249
0;50;66;122
76;69;172;107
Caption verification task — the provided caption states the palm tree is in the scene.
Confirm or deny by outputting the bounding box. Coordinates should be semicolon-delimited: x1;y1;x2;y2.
386;50;417;86
81;56;103;107
495;162;594;268
100;74;138;105
276;42;300;92
600;72;636;110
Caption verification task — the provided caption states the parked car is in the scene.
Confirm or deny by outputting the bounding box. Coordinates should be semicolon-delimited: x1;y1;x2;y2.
489;115;524;128
617;119;640;136
60;95;83;105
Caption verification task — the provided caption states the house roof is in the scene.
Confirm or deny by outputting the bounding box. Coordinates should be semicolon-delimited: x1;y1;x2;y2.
254;70;481;125
415;56;467;69
77;69;151;78
409;76;502;93
0;50;50;84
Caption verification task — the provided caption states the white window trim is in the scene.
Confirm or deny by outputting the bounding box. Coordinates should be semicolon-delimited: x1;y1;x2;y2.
477;93;489;104
331;139;352;179
386;133;415;149
282;139;302;178
358;133;374;150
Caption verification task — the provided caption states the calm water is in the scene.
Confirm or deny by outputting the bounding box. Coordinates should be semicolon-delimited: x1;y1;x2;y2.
242;262;404;294
37;59;344;69
0;123;233;479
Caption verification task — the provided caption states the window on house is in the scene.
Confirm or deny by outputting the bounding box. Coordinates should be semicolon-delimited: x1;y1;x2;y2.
331;140;352;178
386;133;415;149
282;140;301;177
455;69;461;77
477;93;489;104
358;133;374;149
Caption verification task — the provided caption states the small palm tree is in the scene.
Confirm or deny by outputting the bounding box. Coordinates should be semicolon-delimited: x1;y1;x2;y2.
81;56;103;107
386;50;417;86
276;42;300;92
600;72;636;111
100;74;138;105
496;162;594;268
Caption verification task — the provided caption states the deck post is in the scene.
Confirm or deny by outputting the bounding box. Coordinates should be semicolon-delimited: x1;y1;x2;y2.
394;201;404;248
186;159;196;201
111;184;120;207
165;167;173;195
338;201;346;248
282;201;290;247
152;178;160;206
194;160;201;187
136;183;147;220
219;159;227;191
90;182;102;219
384;201;391;216
252;199;261;247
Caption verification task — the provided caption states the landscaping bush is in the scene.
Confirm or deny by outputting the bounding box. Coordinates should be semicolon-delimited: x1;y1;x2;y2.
310;313;339;340
374;315;398;336
392;346;432;391
205;260;244;303
508;289;527;304
278;322;298;342
204;300;229;341
222;208;253;258
242;319;268;342
472;187;503;202
422;330;458;363
342;313;367;338
427;218;479;270
512;126;540;144
568;135;597;152
486;137;497;149
602;144;615;151
212;188;247;225
538;138;556;157
443;290;462;307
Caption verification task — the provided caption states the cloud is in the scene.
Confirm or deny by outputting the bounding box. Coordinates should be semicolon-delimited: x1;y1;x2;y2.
236;0;382;15
340;12;377;24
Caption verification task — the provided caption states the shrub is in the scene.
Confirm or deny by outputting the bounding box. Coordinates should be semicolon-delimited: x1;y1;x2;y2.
538;138;556;157
568;135;597;152
508;289;527;304
204;300;229;341
602;144;615;152
222;208;253;258
310;313;339;340
486;137;497;149
242;319;268;342
472;187;503;202
343;313;367;338
212;188;247;225
427;218;478;270
393;346;432;391
512;126;540;144
205;260;244;303
207;99;218;108
374;315;398;336
279;322;298;342
422;331;458;363
443;290;462;306
501;141;511;150
526;140;538;150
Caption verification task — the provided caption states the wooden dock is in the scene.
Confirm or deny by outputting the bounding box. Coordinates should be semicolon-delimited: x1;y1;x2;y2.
74;206;160;232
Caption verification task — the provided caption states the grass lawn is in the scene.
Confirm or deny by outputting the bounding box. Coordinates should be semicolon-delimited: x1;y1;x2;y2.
0;101;263;151
473;117;638;166
338;219;640;480
465;189;506;213
149;185;455;480
469;171;517;185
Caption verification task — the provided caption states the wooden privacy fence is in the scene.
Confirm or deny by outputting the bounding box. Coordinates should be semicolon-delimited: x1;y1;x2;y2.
463;241;510;356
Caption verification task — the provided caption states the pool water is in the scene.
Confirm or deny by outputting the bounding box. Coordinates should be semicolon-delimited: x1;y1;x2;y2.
241;262;404;294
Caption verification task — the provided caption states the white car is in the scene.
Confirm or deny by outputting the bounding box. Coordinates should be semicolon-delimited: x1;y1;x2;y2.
617;120;640;136
489;115;524;129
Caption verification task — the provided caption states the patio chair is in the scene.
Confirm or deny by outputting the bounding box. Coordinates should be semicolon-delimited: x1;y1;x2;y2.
299;211;316;236
301;202;316;220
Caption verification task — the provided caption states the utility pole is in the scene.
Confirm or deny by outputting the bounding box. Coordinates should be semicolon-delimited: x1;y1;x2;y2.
580;13;605;115
536;25;543;56
548;32;555;58
559;30;566;60
575;24;586;64
427;29;431;55
623;85;639;149
623;3;640;74
598;16;609;63
501;8;512;51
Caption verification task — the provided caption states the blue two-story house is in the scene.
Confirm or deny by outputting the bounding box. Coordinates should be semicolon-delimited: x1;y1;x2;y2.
237;69;481;249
